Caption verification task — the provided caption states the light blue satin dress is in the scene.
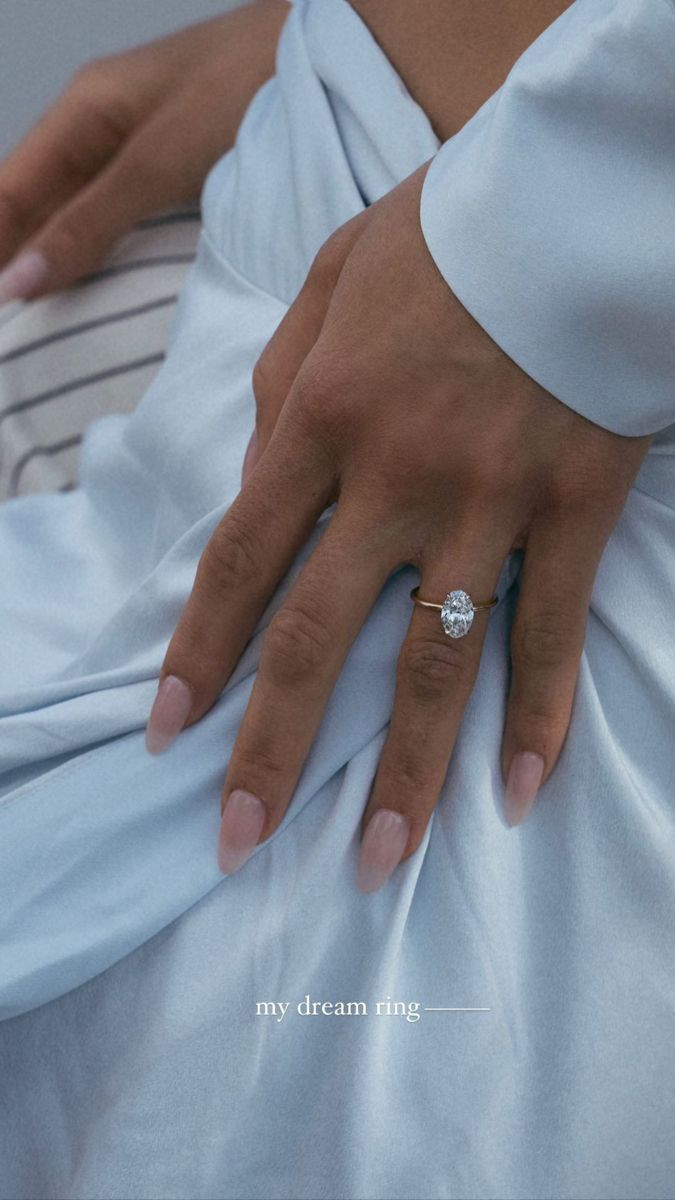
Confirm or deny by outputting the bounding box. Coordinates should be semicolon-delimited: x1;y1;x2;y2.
1;2;674;1198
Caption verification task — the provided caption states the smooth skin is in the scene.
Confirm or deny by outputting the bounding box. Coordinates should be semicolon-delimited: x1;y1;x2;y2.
349;0;577;144
0;1;290;303
147;161;652;888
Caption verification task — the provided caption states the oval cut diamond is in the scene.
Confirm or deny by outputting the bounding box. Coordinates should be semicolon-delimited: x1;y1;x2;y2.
440;590;474;638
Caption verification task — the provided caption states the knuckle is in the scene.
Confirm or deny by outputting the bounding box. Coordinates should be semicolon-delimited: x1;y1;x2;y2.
398;634;472;703
543;481;582;516
309;236;342;286
292;359;332;414
507;701;566;759
384;749;439;799
263;602;333;683
231;744;287;789
514;702;561;735
290;361;347;445
199;514;260;591
67;65;134;145
249;355;267;408
309;221;358;287
251;352;275;410
513;615;569;669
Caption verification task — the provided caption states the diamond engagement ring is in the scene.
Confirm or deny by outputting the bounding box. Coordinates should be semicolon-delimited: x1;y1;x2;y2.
410;586;499;639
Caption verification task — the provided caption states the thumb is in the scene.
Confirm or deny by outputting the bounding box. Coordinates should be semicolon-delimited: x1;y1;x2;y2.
247;209;368;474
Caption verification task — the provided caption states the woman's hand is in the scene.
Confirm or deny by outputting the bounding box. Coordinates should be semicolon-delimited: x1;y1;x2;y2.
0;1;289;304
146;161;652;891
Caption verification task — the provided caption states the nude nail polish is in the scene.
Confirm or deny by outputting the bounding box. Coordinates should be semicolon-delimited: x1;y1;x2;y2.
145;675;193;755
357;809;410;893
0;250;49;307
218;789;266;874
504;751;545;826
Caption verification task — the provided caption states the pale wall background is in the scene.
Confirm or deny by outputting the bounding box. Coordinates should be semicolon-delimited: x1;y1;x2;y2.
0;0;244;159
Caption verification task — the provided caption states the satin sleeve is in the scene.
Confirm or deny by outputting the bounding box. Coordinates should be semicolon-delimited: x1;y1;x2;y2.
419;0;675;437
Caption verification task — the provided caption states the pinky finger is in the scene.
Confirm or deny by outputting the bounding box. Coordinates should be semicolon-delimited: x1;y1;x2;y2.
501;513;604;826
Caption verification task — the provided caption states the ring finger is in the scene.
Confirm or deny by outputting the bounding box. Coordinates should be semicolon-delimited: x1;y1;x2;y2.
358;519;513;892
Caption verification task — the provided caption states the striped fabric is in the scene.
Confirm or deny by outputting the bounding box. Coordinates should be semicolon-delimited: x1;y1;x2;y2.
0;208;201;500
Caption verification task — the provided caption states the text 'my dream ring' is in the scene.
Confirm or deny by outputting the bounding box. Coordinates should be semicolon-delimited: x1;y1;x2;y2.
410;587;499;639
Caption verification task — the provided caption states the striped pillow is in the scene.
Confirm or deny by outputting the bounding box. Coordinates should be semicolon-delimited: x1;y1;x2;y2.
0;207;200;501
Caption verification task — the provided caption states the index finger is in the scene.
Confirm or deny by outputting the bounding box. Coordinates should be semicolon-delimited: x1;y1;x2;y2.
145;402;337;753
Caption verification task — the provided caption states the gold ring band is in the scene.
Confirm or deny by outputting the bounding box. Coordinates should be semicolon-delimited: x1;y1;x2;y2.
410;586;499;639
410;586;498;612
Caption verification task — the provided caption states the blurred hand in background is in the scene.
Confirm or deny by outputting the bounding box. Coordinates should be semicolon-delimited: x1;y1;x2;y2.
0;0;289;305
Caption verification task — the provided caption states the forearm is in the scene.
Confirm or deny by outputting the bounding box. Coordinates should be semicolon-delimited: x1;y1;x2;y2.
348;0;573;141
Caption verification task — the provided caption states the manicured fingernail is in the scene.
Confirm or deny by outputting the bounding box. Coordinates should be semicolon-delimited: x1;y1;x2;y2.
145;674;193;754
357;808;410;894
0;249;49;306
218;789;266;874
504;751;545;826
240;427;257;487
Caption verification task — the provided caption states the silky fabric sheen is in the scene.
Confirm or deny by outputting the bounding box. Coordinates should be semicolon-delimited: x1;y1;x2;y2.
0;2;674;1198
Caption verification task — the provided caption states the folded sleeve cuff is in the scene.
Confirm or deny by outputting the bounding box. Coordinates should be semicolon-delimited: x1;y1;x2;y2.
419;0;675;438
